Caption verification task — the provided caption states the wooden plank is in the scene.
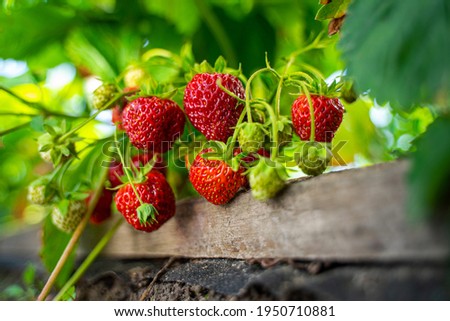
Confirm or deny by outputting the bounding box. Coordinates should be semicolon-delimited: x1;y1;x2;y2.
100;161;448;261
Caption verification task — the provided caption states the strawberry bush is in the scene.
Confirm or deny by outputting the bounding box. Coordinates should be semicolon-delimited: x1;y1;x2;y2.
0;0;447;300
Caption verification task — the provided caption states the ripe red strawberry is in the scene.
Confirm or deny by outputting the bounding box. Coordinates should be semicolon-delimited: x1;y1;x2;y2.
87;189;114;224
189;149;247;205
115;171;176;232
109;153;166;188
122;96;185;153
291;95;344;143
184;73;245;142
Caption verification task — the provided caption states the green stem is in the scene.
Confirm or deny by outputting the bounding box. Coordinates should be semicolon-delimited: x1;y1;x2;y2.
0;85;84;120
37;166;109;301
0;112;37;117
252;100;279;160
225;109;247;160
224;67;281;160
58;90;137;143
299;83;316;142
274;56;295;116
288;32;329;59
216;80;246;103
194;0;237;67
244;67;281;122
0;85;45;111
0;122;31;136
114;131;144;205
53;218;124;301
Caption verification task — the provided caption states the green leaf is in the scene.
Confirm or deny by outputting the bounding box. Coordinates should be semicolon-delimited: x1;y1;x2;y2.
41;215;77;288
60;145;70;157
43;124;57;136
408;116;450;219
38;144;53;152
315;0;351;20
22;264;36;287
214;56;227;73
57;199;70;217
59;286;76;301
66;30;118;81
340;0;450;109
68;192;89;201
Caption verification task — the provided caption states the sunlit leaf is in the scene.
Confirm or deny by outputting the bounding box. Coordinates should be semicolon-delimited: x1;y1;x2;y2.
315;0;351;20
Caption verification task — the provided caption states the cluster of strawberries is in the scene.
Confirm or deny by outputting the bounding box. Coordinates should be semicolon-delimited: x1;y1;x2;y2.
104;68;343;232
28;64;344;234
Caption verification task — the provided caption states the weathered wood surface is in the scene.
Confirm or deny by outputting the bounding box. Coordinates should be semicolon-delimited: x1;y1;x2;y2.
0;161;448;261
101;160;448;261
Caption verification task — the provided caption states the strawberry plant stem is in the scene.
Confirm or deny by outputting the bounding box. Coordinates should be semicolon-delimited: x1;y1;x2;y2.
114;131;145;205
58;90;138;143
0;85;45;111
299;82;316;142
253;100;279;160
275;56;294;116
245;67;280;122
0;112;37;117
0;85;85;119
53;218;124;301
0;122;31;136
226;109;247;160
36;166;109;301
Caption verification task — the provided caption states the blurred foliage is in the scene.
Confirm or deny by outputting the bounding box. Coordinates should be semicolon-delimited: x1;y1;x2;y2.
0;0;444;249
337;0;449;218
340;0;449;110
0;263;42;300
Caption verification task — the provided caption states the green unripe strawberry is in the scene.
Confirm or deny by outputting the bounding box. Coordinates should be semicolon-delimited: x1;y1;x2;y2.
51;200;87;233
248;158;286;200
124;66;147;88
27;177;51;205
278;129;293;147
92;83;118;110
297;142;331;176
238;122;266;153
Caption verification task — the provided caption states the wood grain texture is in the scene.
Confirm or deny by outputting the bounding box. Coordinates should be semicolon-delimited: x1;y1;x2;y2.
100;161;448;261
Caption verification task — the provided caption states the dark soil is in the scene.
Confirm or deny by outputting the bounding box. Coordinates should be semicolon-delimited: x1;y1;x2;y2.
74;258;450;301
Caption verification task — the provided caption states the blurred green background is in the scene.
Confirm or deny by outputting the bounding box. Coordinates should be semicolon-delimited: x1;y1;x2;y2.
0;0;447;237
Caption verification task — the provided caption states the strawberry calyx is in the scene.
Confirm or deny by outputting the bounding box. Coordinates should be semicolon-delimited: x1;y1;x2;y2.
137;80;178;100
38;121;81;166
137;203;159;226
185;56;245;83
